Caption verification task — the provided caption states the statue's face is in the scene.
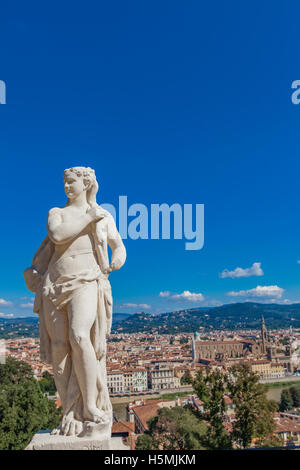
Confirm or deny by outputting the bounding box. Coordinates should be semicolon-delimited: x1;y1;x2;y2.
64;173;85;199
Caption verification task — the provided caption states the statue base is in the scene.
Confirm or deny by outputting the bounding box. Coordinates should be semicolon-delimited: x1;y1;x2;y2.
25;431;130;450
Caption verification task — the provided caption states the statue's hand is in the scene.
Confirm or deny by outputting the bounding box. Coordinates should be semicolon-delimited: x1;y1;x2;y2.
87;206;106;223
109;259;123;271
103;265;112;275
102;262;119;274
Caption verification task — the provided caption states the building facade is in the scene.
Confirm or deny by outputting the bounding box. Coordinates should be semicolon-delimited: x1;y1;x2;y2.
123;368;148;392
107;370;124;394
193;340;245;361
148;365;176;390
250;360;285;380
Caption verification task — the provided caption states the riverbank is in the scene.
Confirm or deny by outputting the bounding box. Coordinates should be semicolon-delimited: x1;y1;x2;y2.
263;380;300;389
110;385;193;405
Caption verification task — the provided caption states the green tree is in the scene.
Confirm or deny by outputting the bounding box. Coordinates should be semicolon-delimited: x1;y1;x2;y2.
137;406;207;450
228;363;277;449
192;370;232;449
290;386;300;408
279;388;294;412
0;355;33;385
135;433;157;450
180;371;193;385
180;337;188;345
39;371;57;395
0;357;61;450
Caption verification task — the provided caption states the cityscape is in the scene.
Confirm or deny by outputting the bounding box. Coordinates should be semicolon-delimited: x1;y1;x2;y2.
2;315;300;449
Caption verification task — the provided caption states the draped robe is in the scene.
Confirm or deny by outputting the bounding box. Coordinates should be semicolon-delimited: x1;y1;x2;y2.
23;208;126;426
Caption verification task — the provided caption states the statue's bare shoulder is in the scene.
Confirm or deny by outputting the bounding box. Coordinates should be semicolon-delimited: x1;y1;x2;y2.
47;207;64;225
99;208;115;226
99;208;120;238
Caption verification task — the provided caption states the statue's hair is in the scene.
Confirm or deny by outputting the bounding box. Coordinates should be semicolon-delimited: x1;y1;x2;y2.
64;166;99;207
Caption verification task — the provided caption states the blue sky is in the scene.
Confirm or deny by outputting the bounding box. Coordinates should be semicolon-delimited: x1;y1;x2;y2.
1;1;300;317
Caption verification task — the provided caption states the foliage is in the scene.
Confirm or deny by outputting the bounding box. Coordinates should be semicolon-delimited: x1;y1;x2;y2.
144;406;207;450
192;370;232;449
180;371;193;385
135;433;157;450
263;380;300;389
228;363;277;448
279;388;294;411
0;355;34;384
180;337;189;344
279;337;289;346
279;385;300;411
139;365;280;451
149;391;190;401
0;357;62;450
39;371;57;395
290;386;300;407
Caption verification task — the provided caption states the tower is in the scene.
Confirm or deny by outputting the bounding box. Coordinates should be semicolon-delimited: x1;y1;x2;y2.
261;316;268;354
192;331;200;362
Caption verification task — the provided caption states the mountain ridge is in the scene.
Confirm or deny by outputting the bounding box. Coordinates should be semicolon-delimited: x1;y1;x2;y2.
112;302;300;333
1;302;300;338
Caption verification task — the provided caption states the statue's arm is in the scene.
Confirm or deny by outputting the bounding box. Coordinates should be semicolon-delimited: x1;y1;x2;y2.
106;215;126;271
47;207;96;245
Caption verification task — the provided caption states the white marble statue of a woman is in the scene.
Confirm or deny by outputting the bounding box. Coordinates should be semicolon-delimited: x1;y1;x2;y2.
24;167;126;438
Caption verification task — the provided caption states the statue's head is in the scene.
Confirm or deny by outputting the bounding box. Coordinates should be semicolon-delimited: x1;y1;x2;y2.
64;166;98;206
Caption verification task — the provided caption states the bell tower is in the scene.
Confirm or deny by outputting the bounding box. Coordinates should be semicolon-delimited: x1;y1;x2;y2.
261;316;268;354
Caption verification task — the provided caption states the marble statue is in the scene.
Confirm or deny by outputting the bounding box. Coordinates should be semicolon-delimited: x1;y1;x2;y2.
24;167;126;440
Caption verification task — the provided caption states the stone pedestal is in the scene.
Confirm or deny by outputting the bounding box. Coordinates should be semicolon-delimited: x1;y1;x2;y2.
26;431;130;450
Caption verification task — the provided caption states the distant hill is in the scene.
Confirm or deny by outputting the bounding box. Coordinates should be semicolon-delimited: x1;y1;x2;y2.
0;313;132;339
2;303;300;338
112;313;132;323
0;316;39;339
112;302;300;334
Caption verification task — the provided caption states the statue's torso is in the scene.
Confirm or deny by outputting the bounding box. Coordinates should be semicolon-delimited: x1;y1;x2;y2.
40;205;112;314
47;206;108;277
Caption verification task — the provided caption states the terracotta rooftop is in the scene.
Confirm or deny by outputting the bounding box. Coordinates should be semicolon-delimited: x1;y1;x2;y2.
196;340;242;345
275;416;300;434
112;421;135;434
133;402;160;431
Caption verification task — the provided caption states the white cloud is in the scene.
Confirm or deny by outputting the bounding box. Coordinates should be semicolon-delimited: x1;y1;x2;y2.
0;298;13;306
159;291;171;298
171;291;205;302
220;262;263;279
120;303;151;310
20;302;34;308
227;285;284;299
0;313;14;318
